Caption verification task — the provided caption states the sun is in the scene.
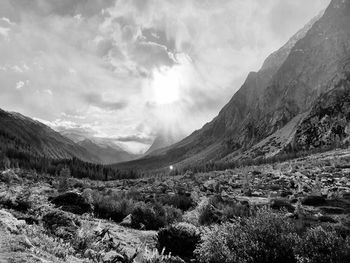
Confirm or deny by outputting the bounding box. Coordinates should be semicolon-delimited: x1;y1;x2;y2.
151;66;181;105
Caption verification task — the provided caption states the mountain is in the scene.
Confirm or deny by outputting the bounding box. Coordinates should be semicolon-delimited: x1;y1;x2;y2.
77;139;139;165
145;128;186;155
0;108;99;162
60;129;140;164
116;0;350;171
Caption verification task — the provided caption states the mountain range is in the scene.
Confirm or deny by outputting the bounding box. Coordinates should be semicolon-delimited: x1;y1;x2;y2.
0;109;139;164
115;0;350;171
1;0;349;172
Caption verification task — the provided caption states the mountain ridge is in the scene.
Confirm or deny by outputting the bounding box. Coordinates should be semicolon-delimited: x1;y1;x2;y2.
114;0;350;171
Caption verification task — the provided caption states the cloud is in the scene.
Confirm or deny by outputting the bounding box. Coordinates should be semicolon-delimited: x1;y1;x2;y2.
0;0;331;153
84;93;128;111
15;80;25;90
112;135;153;144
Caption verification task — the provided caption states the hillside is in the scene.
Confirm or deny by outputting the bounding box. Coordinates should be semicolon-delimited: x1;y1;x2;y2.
77;139;138;164
115;0;350;171
0;108;99;163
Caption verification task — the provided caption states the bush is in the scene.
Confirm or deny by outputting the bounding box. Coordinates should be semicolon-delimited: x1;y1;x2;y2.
198;196;251;225
42;210;81;240
161;193;194;211
295;226;350;263
0;188;32;212
157;222;201;261
198;203;221;225
196;209;298;263
92;192;135;223
49;192;92;215
131;202;182;230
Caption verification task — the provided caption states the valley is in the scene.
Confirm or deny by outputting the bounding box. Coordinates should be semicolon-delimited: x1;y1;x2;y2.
1;148;350;262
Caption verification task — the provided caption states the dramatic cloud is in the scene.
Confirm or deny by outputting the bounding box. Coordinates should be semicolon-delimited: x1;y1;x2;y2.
0;0;330;153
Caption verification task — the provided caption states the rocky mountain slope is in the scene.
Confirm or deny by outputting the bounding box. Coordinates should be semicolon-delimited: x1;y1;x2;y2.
0;108;99;163
116;0;350;171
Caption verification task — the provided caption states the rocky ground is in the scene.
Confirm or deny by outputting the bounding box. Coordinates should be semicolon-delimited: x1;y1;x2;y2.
1;148;350;262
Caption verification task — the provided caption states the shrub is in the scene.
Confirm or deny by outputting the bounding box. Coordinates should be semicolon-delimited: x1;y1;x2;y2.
92;193;135;222
49;192;92;215
131;202;161;230
161;193;194;211
196;209;298;263
157;222;201;261
0;188;32;212
42;210;81;240
295;226;350;263
131;202;182;230
198;203;221;225
23;224;73;260
58;167;71;193
198;196;251;225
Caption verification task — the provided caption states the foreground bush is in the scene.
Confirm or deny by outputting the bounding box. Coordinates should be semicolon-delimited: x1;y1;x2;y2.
295;226;350;263
196;208;350;263
157;222;201;261
196;209;298;263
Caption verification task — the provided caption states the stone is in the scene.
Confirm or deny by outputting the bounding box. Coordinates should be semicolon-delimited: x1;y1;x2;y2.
0;209;25;234
120;214;132;227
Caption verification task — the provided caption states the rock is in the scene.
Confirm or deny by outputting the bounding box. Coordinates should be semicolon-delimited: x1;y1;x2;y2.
0;209;25;234
42;210;80;240
270;199;295;213
120;214;132;227
49;191;93;215
301;195;326;206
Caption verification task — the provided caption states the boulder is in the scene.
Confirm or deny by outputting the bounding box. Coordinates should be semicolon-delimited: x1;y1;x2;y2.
0;209;25;234
120;214;132;227
49;191;92;215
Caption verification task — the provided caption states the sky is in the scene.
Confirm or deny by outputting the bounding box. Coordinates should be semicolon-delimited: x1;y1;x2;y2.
0;0;330;153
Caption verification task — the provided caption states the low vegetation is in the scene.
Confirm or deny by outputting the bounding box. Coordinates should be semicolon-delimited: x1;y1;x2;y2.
1;148;350;262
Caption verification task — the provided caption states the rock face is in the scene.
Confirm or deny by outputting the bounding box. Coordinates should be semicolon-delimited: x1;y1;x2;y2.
116;0;350;171
294;78;350;150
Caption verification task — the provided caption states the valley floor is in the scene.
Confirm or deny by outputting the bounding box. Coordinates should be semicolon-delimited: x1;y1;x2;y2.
1;147;350;262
